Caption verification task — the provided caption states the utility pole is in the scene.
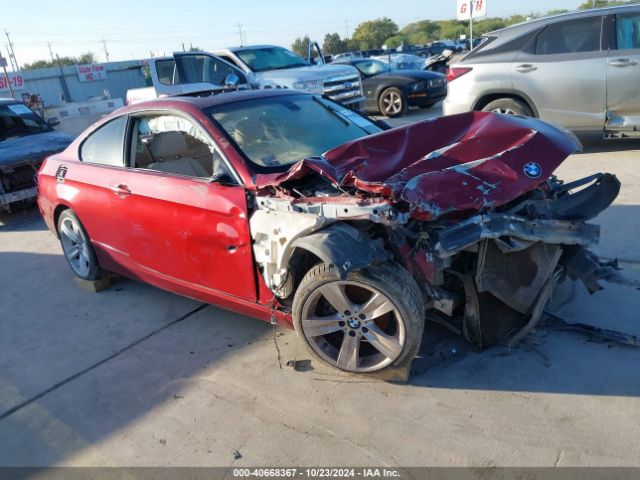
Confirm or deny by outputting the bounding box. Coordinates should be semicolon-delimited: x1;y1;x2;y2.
5;30;19;71
237;23;244;46
47;42;55;62
344;20;349;38
5;45;14;71
182;42;186;52
55;53;72;102
469;0;474;50
101;39;110;62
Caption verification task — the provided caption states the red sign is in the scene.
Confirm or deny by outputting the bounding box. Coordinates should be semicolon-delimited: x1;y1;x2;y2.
76;64;107;82
0;73;24;91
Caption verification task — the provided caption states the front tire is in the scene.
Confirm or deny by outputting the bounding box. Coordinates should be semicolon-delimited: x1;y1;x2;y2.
292;263;424;373
481;97;533;117
57;209;100;280
378;87;407;118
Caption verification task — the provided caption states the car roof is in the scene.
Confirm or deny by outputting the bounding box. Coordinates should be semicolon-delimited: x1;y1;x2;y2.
488;4;640;39
223;45;284;53
0;98;19;105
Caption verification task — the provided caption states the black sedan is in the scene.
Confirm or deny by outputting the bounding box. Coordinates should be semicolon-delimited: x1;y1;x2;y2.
334;59;447;118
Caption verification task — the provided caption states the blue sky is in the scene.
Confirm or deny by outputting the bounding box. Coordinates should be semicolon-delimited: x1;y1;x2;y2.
4;0;584;67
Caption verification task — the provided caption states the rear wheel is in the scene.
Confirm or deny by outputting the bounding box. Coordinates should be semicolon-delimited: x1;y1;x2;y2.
378;87;407;118
57;209;100;280
292;263;424;373
481;97;533;117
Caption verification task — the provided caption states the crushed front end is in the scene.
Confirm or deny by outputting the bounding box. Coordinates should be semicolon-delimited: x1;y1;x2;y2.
392;172;625;348
248;111;635;349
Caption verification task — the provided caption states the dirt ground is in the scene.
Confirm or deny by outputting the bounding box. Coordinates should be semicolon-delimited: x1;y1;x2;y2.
1;104;639;467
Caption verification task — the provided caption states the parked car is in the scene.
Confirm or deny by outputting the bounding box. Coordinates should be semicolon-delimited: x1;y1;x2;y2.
361;49;385;58
38;89;624;375
333;58;447;117
331;51;364;62
0;98;72;211
212;45;365;110
371;53;427;71
443;5;640;137
128;46;365;111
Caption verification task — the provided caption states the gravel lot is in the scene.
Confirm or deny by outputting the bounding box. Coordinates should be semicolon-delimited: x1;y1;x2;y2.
1;103;639;467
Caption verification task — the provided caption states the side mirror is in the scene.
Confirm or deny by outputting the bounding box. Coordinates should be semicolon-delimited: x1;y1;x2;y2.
47;117;60;127
224;73;240;88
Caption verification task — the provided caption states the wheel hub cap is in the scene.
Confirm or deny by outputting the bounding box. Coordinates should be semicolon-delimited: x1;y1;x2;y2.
347;318;361;329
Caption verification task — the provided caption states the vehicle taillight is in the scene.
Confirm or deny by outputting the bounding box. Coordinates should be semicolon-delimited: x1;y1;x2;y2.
446;67;472;82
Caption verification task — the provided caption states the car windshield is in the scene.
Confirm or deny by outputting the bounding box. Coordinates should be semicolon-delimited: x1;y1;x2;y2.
354;60;389;76
208;94;382;170
0;103;51;142
235;47;309;72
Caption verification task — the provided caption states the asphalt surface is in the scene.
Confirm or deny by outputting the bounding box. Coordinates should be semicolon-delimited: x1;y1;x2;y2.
1;103;639;467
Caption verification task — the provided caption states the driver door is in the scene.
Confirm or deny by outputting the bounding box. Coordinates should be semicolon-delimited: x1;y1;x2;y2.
114;111;256;302
150;52;248;97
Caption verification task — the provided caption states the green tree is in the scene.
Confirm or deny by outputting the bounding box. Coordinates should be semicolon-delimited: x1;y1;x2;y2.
189;45;203;52
351;17;398;50
322;33;348;55
23;52;97;70
291;35;311;58
578;0;635;8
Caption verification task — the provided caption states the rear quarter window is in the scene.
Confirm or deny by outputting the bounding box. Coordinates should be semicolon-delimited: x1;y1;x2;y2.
534;16;603;55
80;116;128;167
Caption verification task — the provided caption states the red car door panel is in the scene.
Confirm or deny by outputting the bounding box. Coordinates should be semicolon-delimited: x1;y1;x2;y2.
110;168;256;301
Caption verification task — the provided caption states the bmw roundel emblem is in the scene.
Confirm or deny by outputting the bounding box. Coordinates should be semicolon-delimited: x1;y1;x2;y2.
523;162;542;179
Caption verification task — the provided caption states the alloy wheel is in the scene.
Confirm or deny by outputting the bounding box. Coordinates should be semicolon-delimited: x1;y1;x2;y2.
59;216;92;278
300;280;406;372
491;107;517;115
381;91;403;116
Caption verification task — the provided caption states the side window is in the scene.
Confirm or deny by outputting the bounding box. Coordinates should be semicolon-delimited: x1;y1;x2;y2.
156;59;179;85
218;54;243;69
130;114;234;181
80;116;128;166
177;54;243;85
535;16;602;55
616;13;640;50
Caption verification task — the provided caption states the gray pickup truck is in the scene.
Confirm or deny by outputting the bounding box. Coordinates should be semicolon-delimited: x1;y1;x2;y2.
127;44;365;110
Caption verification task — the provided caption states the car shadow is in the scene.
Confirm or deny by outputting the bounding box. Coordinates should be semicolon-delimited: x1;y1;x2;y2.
574;133;640;154
0;205;48;232
0;249;271;466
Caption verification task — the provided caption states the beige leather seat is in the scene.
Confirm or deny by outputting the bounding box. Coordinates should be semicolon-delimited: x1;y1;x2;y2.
148;131;210;178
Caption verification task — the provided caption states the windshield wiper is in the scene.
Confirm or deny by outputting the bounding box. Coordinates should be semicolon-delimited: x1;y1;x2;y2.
312;96;349;126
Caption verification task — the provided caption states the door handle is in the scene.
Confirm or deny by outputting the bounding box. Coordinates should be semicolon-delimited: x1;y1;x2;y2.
516;64;537;73
109;184;132;197
608;58;638;67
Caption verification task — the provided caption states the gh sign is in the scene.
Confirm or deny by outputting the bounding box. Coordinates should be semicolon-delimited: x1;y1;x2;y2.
457;0;487;20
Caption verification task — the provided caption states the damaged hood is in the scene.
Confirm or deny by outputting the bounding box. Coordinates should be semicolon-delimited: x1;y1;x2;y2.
254;111;581;220
0;130;73;167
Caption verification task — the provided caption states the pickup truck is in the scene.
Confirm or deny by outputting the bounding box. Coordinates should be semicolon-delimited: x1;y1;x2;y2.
127;44;365;110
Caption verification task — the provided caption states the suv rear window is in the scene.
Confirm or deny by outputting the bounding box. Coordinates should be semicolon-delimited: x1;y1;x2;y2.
534;16;602;55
